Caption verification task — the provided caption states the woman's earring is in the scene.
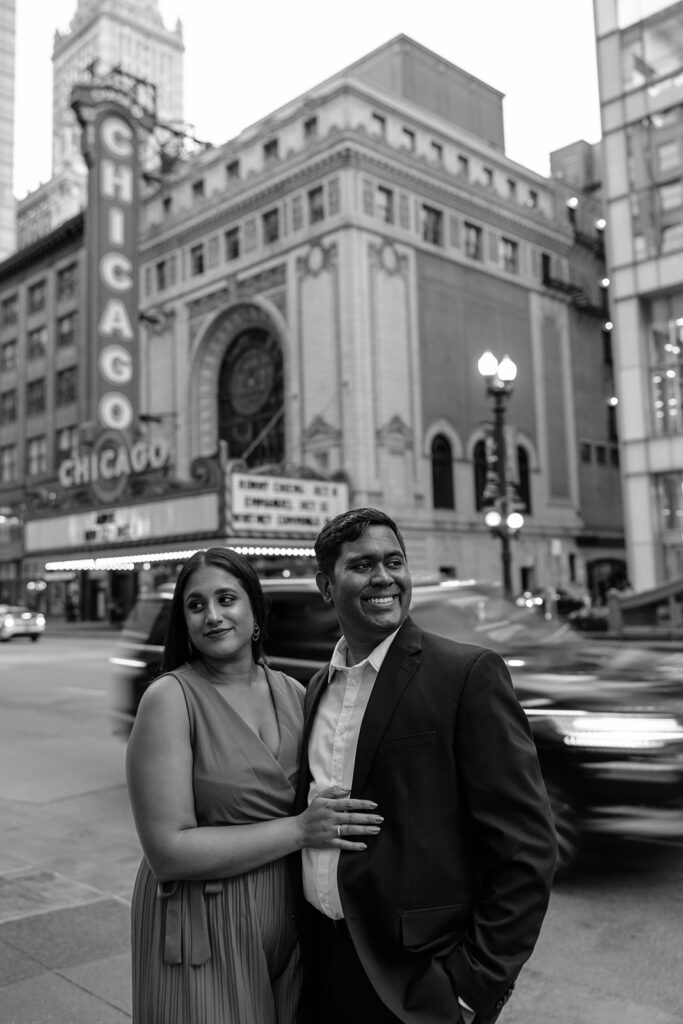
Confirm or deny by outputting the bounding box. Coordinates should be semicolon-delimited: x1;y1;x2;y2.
251;624;261;642
187;638;194;658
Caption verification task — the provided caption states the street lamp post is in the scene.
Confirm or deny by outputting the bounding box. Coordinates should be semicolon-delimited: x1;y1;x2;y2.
477;351;524;601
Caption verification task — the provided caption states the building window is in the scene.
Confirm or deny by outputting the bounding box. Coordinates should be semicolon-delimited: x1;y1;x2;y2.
56;262;77;301
28;325;47;360
226;159;240;181
650;315;683;435
26;435;48;476
527;189;538;209
192;178;205;200
308;186;325;224
218;327;284;467
371;113;386;138
263;138;279;162
458;155;469;178
1;294;18;329
304;115;318;139
661;223;683;252
225;227;240;261
482;167;493;187
1;340;17;371
402;127;416;152
464;222;483;260
28;280;46;314
57;313;77;348
376;186;394;224
610;446;620;467
595;444;607;465
501;237;519;274
579;441;592;462
56;366;78;406
190;243;205;276
262;208;279;244
658;180;683;211
421;205;443;246
0;444;17;483
657;141;679;173
657;472;683;531
56;425;78;460
154;261;167;292
430;141;443;164
431;435;455;509
517;446;532;515
507;178;517;200
0;390;17;424
26;379;46;415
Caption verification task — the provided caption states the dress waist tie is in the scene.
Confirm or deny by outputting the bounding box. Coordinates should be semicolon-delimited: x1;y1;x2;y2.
158;879;224;965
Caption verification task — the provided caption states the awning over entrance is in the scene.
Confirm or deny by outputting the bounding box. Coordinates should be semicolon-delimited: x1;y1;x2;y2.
42;537;316;573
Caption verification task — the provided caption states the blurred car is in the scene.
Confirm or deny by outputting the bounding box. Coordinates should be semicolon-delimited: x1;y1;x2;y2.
515;587;586;617
0;604;46;642
567;605;610;633
110;578;683;876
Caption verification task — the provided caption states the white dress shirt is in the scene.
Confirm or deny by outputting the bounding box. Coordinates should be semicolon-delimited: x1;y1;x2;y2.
302;628;398;918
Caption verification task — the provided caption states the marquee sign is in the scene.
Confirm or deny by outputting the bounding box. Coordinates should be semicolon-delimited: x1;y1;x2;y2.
230;473;349;535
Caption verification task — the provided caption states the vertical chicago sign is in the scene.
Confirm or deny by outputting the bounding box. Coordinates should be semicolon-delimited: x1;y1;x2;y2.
70;79;157;502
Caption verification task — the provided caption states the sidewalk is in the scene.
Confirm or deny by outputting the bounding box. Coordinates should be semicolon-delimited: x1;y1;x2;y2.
0;875;132;1023
0;628;135;1023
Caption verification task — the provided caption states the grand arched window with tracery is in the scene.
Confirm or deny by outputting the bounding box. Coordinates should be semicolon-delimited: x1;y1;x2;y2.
431;434;455;509
218;327;284;466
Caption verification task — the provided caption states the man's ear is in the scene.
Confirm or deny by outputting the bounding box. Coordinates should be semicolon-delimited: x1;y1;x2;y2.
315;570;334;604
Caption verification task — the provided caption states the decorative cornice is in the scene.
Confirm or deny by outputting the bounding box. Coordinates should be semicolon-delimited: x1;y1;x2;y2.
303;415;342;445
376;414;414;452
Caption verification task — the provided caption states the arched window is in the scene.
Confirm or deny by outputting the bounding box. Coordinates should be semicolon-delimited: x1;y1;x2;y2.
431;434;455;509
473;439;487;511
218;327;284;467
517;445;532;515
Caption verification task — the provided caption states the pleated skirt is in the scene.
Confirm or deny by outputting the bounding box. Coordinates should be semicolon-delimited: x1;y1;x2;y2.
131;857;301;1024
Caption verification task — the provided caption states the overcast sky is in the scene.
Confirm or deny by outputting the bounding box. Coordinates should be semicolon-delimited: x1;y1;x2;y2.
13;0;602;198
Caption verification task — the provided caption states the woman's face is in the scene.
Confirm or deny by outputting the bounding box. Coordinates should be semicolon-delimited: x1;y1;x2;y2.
183;563;255;665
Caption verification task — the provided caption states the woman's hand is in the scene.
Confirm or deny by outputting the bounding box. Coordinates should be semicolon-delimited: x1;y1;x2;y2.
296;786;383;851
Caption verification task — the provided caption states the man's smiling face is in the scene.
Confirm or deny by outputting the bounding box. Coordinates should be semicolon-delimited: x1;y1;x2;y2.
316;524;412;661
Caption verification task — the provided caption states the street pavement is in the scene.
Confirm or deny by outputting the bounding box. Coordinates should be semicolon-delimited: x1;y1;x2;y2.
0;621;133;1023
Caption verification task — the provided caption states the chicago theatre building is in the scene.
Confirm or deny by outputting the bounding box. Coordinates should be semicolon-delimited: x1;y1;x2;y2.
0;36;624;619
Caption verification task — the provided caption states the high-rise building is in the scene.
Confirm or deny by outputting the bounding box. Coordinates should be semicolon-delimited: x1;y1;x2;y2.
594;0;683;587
0;0;16;258
16;0;184;248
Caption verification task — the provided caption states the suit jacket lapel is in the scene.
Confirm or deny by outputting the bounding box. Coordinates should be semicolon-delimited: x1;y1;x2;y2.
352;617;422;794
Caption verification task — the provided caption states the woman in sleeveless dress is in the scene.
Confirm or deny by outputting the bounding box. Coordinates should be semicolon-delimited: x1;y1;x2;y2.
126;548;382;1024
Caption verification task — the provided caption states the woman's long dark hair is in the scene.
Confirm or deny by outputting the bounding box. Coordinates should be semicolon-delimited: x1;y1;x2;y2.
161;548;267;673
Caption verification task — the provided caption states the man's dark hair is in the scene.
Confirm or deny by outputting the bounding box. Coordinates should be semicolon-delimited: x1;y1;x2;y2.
314;508;406;578
161;547;267;673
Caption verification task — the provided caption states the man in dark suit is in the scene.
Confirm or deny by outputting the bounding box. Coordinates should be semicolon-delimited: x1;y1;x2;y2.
297;507;557;1024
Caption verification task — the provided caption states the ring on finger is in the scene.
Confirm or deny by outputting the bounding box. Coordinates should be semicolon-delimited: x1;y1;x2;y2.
337;824;342;838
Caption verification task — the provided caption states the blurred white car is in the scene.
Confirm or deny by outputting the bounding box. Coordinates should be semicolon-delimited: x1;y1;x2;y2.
0;604;46;642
